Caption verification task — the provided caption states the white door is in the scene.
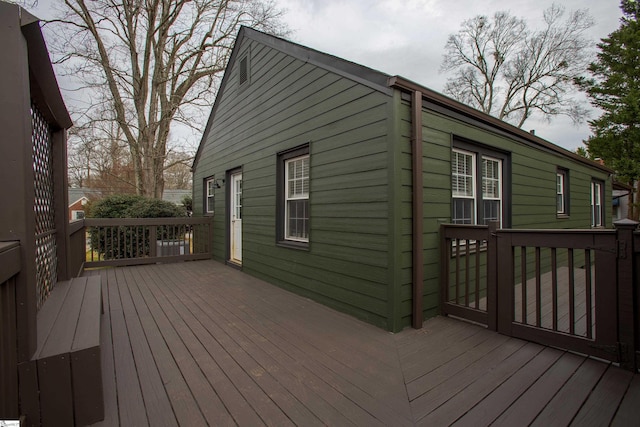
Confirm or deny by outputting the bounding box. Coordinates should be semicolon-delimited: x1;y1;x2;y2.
230;172;242;264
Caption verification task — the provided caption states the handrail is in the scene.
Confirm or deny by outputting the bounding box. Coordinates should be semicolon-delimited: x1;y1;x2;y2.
0;241;21;284
68;218;85;234
85;217;211;226
81;216;213;268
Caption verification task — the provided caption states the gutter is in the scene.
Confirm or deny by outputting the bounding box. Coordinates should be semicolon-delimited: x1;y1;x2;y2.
388;76;613;175
388;76;424;329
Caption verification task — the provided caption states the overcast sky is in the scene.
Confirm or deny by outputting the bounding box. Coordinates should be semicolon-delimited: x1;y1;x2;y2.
276;0;623;152
32;0;623;152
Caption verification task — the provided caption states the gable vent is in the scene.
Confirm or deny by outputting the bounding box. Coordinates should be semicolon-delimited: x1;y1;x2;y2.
239;56;248;85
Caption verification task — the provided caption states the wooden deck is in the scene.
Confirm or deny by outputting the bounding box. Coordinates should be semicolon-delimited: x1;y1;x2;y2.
87;260;639;426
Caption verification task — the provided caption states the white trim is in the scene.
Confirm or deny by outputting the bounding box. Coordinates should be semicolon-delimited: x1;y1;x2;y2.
68;196;89;208
205;177;215;213
284;154;310;242
591;181;603;227
556;172;566;214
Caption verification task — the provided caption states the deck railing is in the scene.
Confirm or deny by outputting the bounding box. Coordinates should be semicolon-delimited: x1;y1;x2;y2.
441;221;638;371
68;217;213;270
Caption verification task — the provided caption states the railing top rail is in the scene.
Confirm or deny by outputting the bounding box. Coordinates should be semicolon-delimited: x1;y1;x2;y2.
0;241;21;284
498;228;617;250
84;217;213;226
0;241;20;253
440;224;489;231
68;219;84;234
497;228;616;235
441;223;489;240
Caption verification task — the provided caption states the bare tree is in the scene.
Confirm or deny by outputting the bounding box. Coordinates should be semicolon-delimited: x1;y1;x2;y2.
67;98;137;193
441;4;594;128
48;0;287;197
163;149;193;189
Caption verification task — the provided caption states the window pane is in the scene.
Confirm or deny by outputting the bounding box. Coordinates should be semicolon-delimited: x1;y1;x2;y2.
557;194;564;213
286;199;308;240
284;153;310;242
556;172;567;214
591;182;603;226
235;179;242;219
206;179;215;213
452;198;474;224
287;156;309;199
482;158;500;199
452;151;474;197
483;200;500;224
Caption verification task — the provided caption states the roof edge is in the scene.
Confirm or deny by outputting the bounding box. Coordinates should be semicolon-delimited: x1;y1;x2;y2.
193;26;394;171
388;76;613;175
19;6;72;129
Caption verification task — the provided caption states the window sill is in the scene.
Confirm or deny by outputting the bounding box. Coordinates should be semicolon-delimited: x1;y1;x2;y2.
277;240;309;251
556;214;570;219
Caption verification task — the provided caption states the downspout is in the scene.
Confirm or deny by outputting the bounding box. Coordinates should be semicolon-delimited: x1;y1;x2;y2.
411;89;424;329
388;77;424;329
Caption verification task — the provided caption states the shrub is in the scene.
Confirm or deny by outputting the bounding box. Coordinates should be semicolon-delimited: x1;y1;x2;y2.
87;195;186;259
86;194;145;219
181;194;193;215
126;198;185;218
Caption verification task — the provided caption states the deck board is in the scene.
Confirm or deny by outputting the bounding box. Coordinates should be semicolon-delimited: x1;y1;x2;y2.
168;264;409;426
107;268;148;427
88;260;639;426
485;351;584;426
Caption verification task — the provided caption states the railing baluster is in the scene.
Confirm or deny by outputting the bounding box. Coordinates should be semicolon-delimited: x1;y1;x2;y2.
569;248;575;335
535;247;541;328
150;225;157;258
475;239;481;309
585;249;593;339
443;236;451;308
464;239;470;307
551;247;558;332
521;246;527;324
455;239;460;304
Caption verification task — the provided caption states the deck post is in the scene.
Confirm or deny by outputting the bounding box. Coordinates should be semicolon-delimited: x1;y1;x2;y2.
487;221;499;331
496;230;514;335
614;219;638;371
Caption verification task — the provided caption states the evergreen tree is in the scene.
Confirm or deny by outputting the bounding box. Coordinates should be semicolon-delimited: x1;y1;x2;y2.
580;0;640;219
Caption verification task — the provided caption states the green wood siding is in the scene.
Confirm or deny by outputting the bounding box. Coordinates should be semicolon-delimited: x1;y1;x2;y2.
406;98;612;324
194;38;396;329
195;32;612;332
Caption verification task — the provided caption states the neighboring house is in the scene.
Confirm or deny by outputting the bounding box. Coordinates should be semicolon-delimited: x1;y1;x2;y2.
68;196;88;220
612;180;633;220
162;189;191;206
68;188;103;220
192;27;613;332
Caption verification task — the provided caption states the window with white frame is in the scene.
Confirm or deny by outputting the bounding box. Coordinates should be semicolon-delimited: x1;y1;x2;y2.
277;144;310;247
205;177;215;214
556;169;569;215
285;155;309;241
482;157;502;224
452;150;476;224
71;210;85;220
452;148;504;226
591;180;604;227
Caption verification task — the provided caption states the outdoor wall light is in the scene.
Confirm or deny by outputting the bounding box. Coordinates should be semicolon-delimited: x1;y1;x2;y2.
215;178;225;188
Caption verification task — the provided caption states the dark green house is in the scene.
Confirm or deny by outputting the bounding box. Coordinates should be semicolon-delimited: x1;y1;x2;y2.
192;27;612;332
